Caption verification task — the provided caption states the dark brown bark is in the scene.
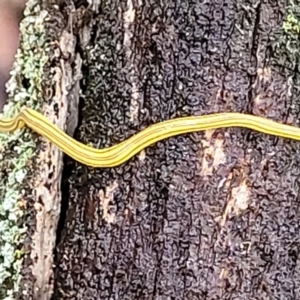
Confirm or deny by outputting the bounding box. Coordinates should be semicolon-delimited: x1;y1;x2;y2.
25;0;300;299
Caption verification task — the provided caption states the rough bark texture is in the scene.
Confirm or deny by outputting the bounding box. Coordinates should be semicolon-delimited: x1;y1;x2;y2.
17;2;80;299
52;0;300;299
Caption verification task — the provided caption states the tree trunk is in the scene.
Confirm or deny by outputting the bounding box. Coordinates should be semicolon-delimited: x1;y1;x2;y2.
18;0;300;299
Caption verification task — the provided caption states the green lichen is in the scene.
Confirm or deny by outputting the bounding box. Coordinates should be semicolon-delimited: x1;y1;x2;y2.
283;13;300;34
0;1;49;298
279;1;300;62
268;1;300;77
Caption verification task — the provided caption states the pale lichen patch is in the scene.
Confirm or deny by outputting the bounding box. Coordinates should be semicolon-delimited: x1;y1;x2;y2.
0;0;49;298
